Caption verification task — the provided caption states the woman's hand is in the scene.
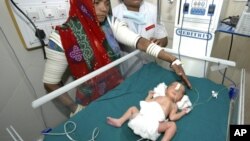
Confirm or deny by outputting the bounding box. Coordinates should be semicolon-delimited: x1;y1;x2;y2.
171;60;192;89
150;37;168;47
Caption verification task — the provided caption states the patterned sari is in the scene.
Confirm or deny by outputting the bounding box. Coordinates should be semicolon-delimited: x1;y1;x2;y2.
56;0;123;105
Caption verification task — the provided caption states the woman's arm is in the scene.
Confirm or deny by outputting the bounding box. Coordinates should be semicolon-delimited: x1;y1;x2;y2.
107;17;192;89
150;37;168;47
136;38;192;89
42;36;77;112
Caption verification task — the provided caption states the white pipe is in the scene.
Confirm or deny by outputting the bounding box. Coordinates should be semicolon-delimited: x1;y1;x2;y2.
6;127;18;141
241;69;245;124
157;0;161;24
32;50;141;108
164;48;236;67
238;69;245;124
10;125;24;141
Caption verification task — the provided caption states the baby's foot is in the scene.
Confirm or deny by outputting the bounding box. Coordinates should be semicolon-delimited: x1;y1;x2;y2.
106;117;122;127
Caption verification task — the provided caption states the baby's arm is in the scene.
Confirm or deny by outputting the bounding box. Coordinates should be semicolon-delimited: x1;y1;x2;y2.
168;104;187;121
145;90;155;101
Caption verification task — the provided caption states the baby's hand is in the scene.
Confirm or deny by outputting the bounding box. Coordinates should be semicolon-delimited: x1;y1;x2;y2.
149;90;155;95
148;90;155;98
182;107;191;114
148;90;155;94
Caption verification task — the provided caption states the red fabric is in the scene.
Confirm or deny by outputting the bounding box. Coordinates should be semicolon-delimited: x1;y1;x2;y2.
69;0;105;43
76;67;123;105
57;27;89;78
71;0;111;70
56;0;124;105
145;24;155;31
57;0;111;78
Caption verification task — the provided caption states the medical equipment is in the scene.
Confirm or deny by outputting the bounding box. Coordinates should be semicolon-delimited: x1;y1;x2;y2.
235;2;250;36
172;0;229;77
221;15;240;28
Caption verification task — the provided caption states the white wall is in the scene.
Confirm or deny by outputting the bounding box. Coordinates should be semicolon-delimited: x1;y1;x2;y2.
0;0;67;140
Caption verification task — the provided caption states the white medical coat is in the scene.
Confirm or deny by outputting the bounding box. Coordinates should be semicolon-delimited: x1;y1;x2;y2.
112;1;168;77
112;1;168;40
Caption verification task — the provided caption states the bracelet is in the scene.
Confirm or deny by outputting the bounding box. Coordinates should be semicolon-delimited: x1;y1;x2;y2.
146;43;163;57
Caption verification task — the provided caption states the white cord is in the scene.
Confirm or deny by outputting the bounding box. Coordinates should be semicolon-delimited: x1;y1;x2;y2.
136;138;149;141
137;138;144;141
88;127;100;141
43;121;100;141
192;87;228;109
43;121;77;141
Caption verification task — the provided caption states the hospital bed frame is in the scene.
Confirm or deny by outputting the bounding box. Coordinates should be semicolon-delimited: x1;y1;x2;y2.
32;49;245;141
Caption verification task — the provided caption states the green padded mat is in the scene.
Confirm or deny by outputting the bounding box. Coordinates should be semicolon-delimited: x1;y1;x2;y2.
44;62;230;141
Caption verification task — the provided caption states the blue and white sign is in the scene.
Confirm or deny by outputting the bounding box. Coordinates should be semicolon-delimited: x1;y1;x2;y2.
176;28;212;40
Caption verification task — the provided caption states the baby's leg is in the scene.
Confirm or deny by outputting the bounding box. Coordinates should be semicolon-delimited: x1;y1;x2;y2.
107;106;139;127
158;121;177;141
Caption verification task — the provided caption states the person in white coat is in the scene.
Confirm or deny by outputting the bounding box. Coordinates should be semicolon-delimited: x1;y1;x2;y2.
113;0;168;77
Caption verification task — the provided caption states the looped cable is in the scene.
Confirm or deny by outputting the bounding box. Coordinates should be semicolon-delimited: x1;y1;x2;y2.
137;138;144;141
136;138;149;141
64;121;77;141
43;120;100;141
43;120;77;141
88;127;100;141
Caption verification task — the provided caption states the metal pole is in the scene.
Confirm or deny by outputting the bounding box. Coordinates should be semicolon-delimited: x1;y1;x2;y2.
157;0;161;24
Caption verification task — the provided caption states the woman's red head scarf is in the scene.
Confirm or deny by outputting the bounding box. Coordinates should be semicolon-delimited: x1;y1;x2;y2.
57;0;111;78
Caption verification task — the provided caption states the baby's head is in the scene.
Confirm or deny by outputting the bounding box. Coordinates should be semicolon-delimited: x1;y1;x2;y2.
165;81;185;102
